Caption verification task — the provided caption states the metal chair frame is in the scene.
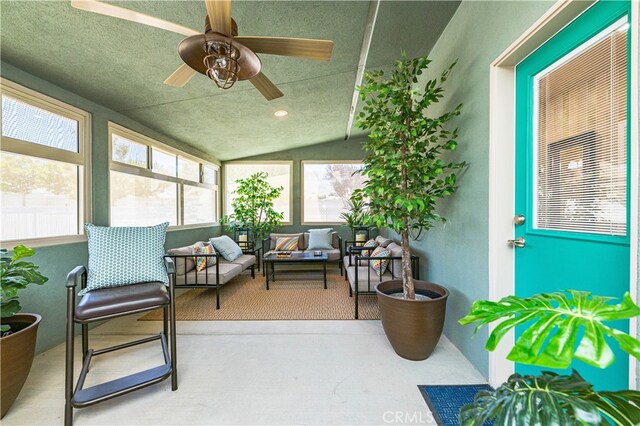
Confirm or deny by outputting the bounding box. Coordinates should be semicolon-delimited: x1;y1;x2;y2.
64;258;177;426
344;241;419;319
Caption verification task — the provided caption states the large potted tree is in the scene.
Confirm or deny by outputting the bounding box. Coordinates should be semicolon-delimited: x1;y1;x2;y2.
355;53;466;360
0;245;48;418
222;171;284;246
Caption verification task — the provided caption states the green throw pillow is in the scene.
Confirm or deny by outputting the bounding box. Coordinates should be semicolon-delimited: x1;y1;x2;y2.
81;222;169;295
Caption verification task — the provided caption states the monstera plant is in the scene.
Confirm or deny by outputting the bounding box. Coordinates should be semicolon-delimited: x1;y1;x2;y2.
459;291;640;425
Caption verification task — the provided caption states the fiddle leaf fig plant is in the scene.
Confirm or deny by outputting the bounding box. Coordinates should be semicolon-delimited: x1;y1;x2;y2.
355;52;467;299
459;291;640;425
1;245;48;333
221;172;284;243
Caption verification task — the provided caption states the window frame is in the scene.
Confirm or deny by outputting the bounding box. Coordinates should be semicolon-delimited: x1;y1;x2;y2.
223;160;293;226
0;78;92;248
301;160;364;226
108;122;220;229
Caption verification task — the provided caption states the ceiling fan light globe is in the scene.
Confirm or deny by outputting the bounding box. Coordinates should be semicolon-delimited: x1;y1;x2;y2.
203;41;241;90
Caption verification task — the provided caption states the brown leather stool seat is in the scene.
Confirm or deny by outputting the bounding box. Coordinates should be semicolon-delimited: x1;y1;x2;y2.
75;282;169;321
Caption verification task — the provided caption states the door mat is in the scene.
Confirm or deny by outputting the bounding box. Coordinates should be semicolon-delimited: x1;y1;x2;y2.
418;384;493;426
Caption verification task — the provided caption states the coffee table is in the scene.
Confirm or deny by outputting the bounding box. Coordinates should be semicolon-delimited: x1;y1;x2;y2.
263;252;328;290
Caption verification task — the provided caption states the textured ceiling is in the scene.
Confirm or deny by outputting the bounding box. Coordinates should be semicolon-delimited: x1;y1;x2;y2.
0;0;459;160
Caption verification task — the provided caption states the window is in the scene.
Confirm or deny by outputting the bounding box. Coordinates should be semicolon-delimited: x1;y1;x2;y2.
109;123;219;227
302;161;365;224
0;78;91;245
533;19;627;236
224;162;292;223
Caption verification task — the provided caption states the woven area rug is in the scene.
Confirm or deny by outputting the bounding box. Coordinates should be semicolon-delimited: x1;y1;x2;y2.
139;271;380;321
418;384;493;426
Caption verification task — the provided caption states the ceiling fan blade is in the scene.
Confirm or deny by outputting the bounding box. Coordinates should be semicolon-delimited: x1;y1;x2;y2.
71;0;200;37
164;64;197;87
250;73;284;101
234;37;334;61
205;0;232;36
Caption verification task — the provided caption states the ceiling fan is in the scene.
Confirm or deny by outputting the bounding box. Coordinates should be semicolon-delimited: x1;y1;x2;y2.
70;0;335;101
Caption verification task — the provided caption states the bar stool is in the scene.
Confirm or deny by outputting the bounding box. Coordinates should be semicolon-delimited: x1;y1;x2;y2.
64;258;177;426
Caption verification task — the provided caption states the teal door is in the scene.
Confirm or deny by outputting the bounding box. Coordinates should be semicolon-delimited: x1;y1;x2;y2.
515;1;631;390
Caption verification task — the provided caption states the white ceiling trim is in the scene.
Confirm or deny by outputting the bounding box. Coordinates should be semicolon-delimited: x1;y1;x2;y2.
345;0;380;140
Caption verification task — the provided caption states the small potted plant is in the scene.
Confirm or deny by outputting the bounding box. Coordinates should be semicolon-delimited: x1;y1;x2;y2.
1;245;48;418
459;290;640;425
339;193;371;245
354;52;466;360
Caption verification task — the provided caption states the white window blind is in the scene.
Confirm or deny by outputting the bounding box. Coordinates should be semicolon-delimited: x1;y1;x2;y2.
534;19;628;236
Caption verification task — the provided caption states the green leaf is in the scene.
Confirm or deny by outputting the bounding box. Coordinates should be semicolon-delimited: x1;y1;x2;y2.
459;291;640;369
11;245;34;262
460;370;608;426
1;245;48;320
1;299;20;318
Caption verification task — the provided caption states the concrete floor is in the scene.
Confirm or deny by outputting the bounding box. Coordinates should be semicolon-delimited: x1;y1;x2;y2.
3;317;485;425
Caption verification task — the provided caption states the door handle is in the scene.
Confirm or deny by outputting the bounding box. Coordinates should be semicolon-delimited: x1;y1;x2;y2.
507;237;525;248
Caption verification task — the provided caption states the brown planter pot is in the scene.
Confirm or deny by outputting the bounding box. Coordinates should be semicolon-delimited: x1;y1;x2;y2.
1;313;41;419
376;280;448;361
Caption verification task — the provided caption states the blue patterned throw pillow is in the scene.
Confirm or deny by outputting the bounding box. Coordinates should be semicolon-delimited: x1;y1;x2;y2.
209;235;243;261
81;222;169;295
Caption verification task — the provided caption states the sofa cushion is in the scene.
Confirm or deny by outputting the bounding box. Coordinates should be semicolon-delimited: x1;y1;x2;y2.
386;242;404;278
346;265;394;293
82;222;169;295
331;232;340;249
222;254;256;270
209;235;243;261
307;228;334;250
167;241;205;276
303;249;341;261
370;246;391;275
374;235;392;248
270;233;306;250
363;239;379;248
175;262;242;286
193;243;217;272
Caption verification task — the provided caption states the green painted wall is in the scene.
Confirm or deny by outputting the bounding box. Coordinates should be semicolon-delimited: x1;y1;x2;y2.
1;61;221;353
226;137;369;244
378;1;555;377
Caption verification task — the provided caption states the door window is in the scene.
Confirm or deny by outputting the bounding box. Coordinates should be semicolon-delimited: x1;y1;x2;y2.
533;19;628;237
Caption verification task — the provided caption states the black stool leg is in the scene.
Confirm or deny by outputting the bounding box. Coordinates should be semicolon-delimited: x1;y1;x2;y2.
169;284;178;391
163;306;169;339
65;287;75;426
81;324;88;363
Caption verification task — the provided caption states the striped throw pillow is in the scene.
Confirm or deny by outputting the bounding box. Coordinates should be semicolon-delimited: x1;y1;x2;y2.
363;239;379;248
193;244;216;272
275;236;299;251
370;246;391;276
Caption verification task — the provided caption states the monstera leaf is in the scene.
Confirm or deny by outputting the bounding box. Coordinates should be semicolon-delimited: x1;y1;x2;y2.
460;370;640;426
459;291;640;369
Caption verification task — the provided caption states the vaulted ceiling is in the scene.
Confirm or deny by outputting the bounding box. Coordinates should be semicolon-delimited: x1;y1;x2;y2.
0;1;459;160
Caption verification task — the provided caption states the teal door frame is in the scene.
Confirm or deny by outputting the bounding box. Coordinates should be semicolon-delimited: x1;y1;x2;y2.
486;0;639;388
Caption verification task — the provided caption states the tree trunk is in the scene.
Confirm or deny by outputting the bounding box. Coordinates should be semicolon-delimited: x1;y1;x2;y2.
401;227;415;299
